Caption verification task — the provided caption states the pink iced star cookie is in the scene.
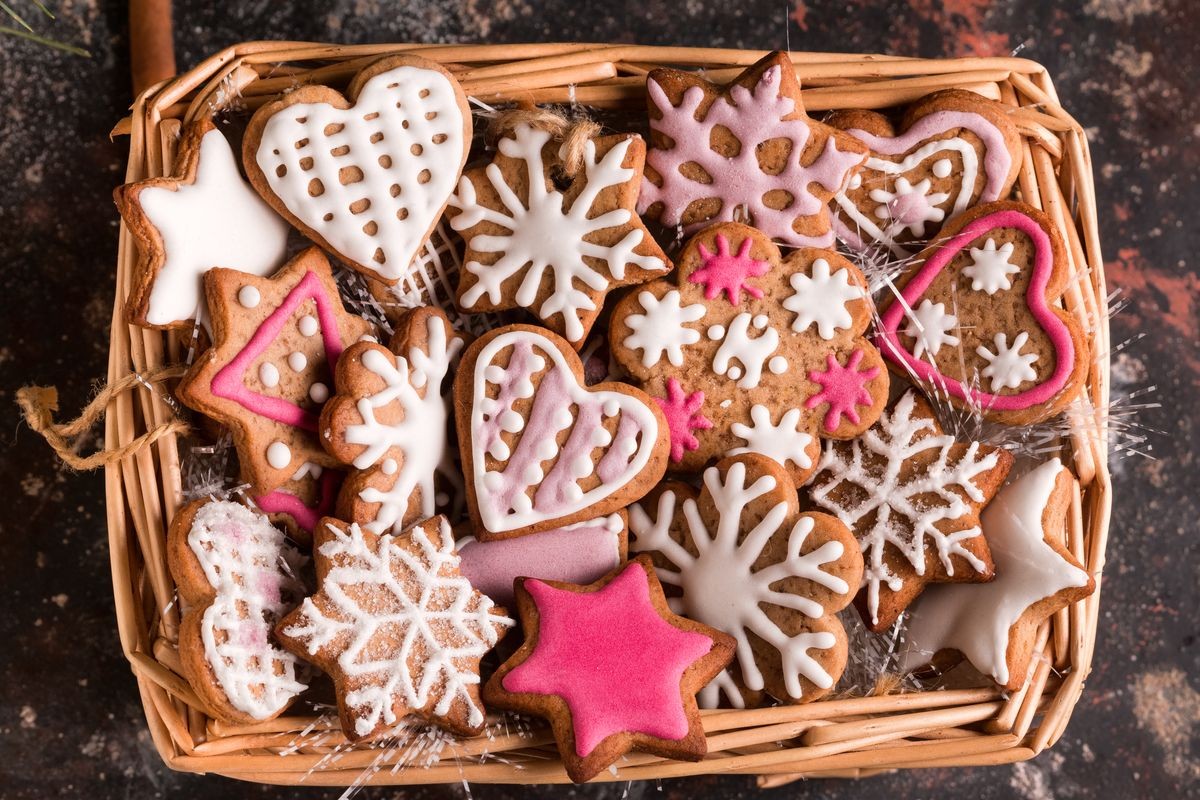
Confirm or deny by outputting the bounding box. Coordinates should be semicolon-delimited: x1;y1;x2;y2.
484;556;735;783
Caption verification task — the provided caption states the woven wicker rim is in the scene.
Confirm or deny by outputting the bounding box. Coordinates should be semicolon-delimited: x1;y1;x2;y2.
106;41;1111;787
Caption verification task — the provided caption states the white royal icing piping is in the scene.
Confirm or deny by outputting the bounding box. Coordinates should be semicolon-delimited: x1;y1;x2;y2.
622;289;706;368
729;405;815;471
781;257;863;340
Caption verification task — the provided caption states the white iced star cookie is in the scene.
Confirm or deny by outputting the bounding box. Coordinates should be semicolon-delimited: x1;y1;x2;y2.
115;118;290;330
963;237;1020;294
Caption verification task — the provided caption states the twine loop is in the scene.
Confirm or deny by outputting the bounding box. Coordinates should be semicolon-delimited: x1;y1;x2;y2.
486;106;602;179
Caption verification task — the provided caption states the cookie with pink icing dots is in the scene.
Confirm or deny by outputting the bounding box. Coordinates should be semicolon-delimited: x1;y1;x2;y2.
828;89;1022;256
454;324;670;539
640;51;868;248
609;222;888;484
876;201;1089;425
177;247;374;494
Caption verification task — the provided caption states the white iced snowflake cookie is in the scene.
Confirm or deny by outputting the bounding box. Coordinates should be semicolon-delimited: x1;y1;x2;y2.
243;55;471;284
630;454;863;708
167;499;309;724
276;516;513;739
448;121;669;349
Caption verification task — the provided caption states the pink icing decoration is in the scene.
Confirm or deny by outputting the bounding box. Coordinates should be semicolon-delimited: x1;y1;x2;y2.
254;470;341;533
689;234;769;305
835;111;1013;251
456;519;623;606
641;65;863;248
503;562;715;758
876;209;1075;412
210;270;347;431
887;190;938;227
653;378;712;463
805;349;880;432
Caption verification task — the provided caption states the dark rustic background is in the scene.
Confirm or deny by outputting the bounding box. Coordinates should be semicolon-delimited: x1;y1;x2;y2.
1;1;1196;798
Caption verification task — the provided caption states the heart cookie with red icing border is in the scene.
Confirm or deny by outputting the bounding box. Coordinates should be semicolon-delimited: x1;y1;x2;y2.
455;324;669;540
876;201;1089;425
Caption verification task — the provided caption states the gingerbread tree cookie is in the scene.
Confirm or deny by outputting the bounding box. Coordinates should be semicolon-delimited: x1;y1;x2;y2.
448;121;669;349
609;222;888;484
630;455;863;708
640;51;867;247
807;390;1014;631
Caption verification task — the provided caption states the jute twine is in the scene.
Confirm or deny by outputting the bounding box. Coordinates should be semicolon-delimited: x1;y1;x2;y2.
16;364;190;470
486;106;602;178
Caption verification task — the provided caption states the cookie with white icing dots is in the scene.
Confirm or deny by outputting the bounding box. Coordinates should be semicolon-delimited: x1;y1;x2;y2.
630;455;863;708
609;221;888;484
454;324;670;539
167;499;310;724
114;117;290;330
448;121;669;349
828;89;1022;256
177;247;374;494
896;458;1095;690
320;307;468;536
276;515;513;739
807;390;1014;631
243;54;471;284
876;200;1090;425
640;51;868;248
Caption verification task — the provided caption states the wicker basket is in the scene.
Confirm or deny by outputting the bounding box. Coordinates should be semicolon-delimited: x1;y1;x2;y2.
107;42;1111;787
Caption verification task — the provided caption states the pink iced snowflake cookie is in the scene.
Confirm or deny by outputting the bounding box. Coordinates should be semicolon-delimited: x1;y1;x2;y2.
876;201;1089;425
167;499;310;724
454;324;670;539
640;51;868;248
609;222;888;484
827;89;1022;256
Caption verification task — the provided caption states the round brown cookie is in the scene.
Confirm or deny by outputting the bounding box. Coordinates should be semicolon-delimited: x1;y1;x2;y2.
640;50;868;248
807;389;1014;632
876;200;1090;425
446;120;669;350
630;454;863;707
176;247;374;494
320;307;469;535
483;556;735;783
453;324;670;540
242;54;471;285
828;89;1022;256
608;221;888;484
167;499;309;724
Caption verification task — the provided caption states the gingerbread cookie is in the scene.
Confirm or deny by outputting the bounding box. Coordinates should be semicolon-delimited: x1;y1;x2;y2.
276;516;512;739
177;247;374;494
320;307;467;535
630;455;862;707
897;458;1095;690
252;462;343;547
243;55;470;284
167;499;309;723
456;512;628;607
114;117;290;330
454;324;669;539
829;89;1022;256
483;557;735;783
640;51;867;248
448;121;669;348
609;222;887;484
808;390;1013;631
876;201;1089;425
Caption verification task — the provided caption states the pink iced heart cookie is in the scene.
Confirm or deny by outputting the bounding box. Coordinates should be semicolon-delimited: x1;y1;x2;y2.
828;90;1021;257
455;325;669;539
876;201;1089;425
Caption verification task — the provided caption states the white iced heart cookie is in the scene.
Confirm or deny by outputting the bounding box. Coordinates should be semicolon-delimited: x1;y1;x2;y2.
454;325;669;539
244;55;471;284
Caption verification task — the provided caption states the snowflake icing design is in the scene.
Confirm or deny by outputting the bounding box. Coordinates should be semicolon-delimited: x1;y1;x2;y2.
729;404;815;471
976;331;1039;391
868;176;951;239
809;391;1005;625
451;123;667;343
624;290;706;368
630;459;855;706
690;234;770;304
281;518;512;736
805;350;881;432
962;238;1019;294
782;257;863;340
654;378;713;462
904;298;960;359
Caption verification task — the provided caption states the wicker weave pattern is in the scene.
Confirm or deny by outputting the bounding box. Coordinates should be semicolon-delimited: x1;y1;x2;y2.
108;42;1110;787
